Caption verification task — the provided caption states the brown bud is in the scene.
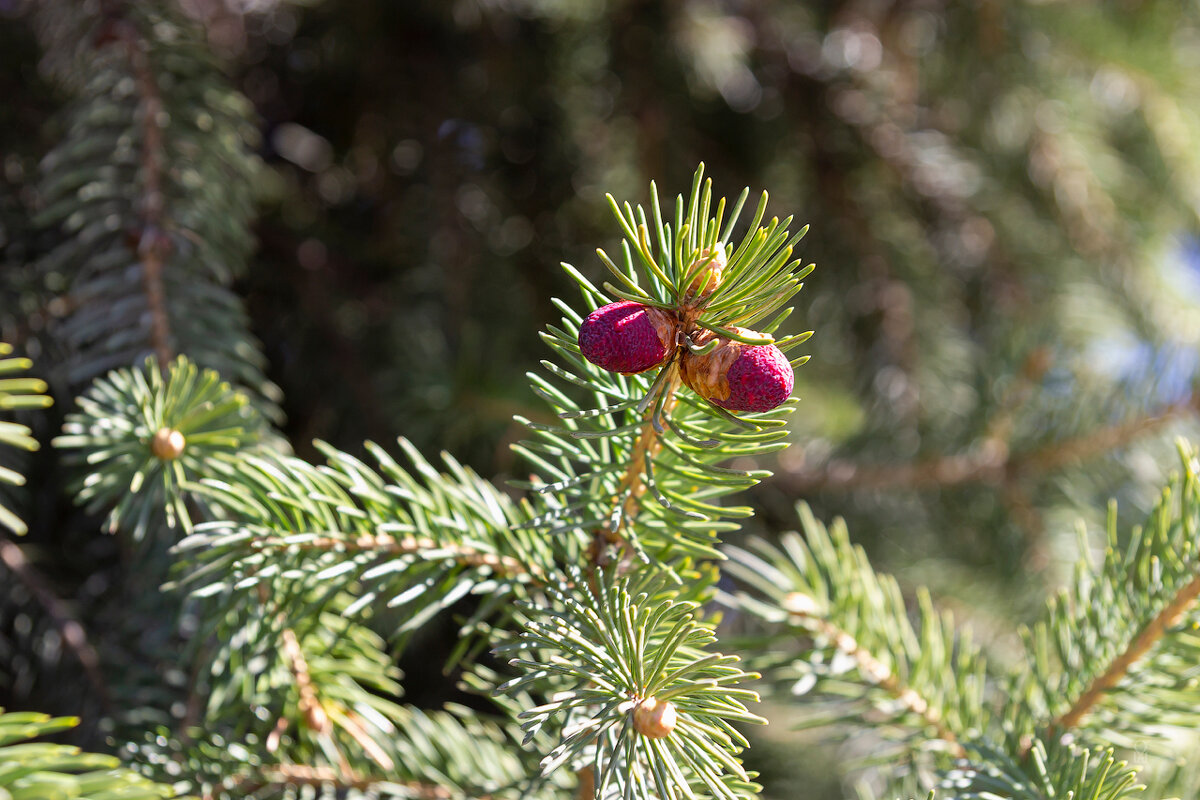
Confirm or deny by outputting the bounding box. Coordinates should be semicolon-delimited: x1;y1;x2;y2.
686;246;727;299
150;428;186;460
632;696;677;738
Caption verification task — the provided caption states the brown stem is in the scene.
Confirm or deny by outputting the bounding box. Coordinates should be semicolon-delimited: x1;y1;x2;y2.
251;533;541;582
1017;399;1195;474
111;17;173;372
575;765;596;800
336;709;395;771
222;764;494;799
1050;572;1200;735
784;447;1006;493
0;536;111;710
577;370;682;796
981;347;1054;447
792;608;965;757
280;627;332;737
594;369;683;558
257;583;352;777
175;649;209;760
782;392;1199;494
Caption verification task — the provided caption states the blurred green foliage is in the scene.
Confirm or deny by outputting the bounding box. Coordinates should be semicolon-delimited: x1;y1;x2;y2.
4;1;1200;797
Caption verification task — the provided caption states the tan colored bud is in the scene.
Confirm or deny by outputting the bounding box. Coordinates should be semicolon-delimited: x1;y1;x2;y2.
680;329;738;404
782;591;819;618
150;427;186;460
632;696;677;739
686;246;727;299
302;700;329;733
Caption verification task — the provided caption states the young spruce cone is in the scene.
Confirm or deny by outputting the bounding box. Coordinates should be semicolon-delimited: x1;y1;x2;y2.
680;327;793;412
578;300;678;375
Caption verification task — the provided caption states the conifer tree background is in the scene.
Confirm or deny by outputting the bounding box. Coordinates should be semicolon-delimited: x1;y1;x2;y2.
4;2;1200;799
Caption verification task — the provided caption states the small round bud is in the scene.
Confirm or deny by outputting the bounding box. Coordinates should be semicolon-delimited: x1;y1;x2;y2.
680;328;794;413
302;699;329;733
686;246;727;299
578;300;678;375
782;591;819;618
632;696;677;739
151;428;186;460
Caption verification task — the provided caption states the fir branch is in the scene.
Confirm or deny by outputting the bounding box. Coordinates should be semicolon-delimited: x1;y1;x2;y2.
269;585;392;775
0;343;53;535
511;166;807;800
0;536;110;709
33;2;281;415
573;372;688;797
522;167;806;567
225;765;497;799
279;617;331;736
596;368;683;557
723;505;987;761
0;348;105;708
498;568;764;800
785;602;963;756
574;766;595;800
1011;445;1200;748
54;356;266;541
1020;395;1197;474
194;598;404;782
198;703;556;800
944;737;1143;800
1049;572;1200;737
114;14;173;372
250;533;539;582
175;438;553;641
780;389;1198;493
0;709;175;798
